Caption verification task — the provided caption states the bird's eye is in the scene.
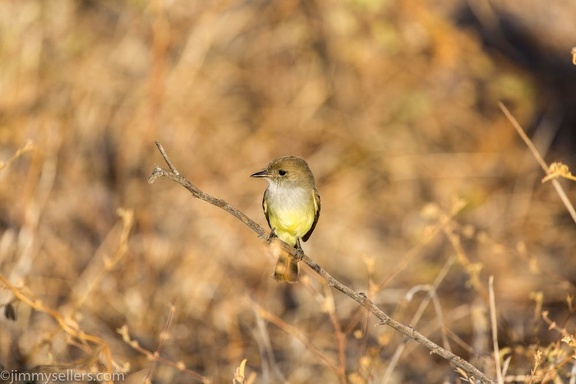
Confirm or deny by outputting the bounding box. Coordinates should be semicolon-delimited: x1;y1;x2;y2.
278;169;287;176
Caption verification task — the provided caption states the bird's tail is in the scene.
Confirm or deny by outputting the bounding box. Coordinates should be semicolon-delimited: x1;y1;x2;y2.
273;252;299;283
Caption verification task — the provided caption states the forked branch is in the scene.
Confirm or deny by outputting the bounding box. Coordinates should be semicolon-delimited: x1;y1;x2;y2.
148;141;495;384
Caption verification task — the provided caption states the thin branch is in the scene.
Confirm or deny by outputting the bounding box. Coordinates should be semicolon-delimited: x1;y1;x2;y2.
144;304;176;384
154;141;179;175
0;140;35;171
118;324;210;383
148;142;496;384
489;276;503;384
253;301;339;373
498;102;576;225
323;283;348;384
148;142;267;239
250;301;287;383
302;253;492;383
383;256;455;382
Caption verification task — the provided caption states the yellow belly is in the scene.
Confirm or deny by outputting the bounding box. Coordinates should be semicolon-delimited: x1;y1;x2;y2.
267;207;314;246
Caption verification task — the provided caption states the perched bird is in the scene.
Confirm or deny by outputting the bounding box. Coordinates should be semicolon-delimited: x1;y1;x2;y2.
251;156;321;282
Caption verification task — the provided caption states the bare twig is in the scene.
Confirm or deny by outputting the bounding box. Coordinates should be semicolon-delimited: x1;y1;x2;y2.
303;253;492;383
489;276;503;384
0;140;35;171
72;209;134;313
144;304;176;384
253;301;339;373
148;142;496;384
154;141;179;175
149;142;268;239
118;324;211;383
250;301;286;383
383;256;455;382
323;283;347;384
498;102;576;225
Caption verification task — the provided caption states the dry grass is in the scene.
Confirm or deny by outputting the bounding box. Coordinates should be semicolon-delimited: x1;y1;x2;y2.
0;1;575;383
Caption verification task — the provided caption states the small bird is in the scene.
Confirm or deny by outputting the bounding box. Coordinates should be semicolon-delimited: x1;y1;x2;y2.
251;156;321;282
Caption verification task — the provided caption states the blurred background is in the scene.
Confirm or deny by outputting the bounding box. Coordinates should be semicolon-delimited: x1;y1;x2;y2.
0;0;575;383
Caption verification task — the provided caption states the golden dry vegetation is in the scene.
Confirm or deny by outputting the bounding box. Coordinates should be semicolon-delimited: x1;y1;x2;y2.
0;1;575;383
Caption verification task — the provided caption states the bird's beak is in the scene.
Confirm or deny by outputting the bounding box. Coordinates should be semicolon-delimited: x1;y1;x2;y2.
250;169;269;178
